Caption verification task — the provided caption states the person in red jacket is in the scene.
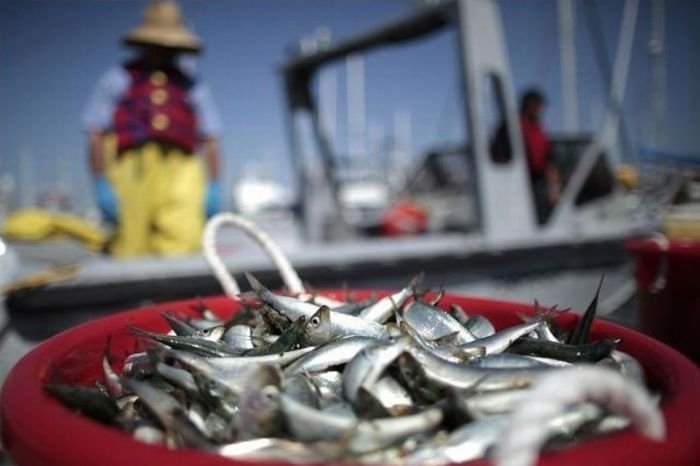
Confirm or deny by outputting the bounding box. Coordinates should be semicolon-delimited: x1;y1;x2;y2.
519;89;561;223
490;89;561;224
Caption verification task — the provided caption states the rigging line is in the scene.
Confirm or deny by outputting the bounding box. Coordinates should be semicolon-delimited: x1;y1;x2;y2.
535;2;559;95
583;0;633;159
432;54;461;144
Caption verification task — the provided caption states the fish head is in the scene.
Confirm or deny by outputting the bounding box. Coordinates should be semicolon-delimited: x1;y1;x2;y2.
238;384;283;438
199;324;226;341
303;306;333;345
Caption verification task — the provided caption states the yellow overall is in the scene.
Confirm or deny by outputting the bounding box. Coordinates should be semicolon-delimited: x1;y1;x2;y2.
106;140;205;257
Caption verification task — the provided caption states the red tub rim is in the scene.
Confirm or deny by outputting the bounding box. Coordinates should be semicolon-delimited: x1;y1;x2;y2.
2;291;700;466
626;237;700;257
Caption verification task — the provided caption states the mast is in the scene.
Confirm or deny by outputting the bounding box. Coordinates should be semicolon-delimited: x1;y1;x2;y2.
318;28;338;144
393;109;412;171
319;67;337;143
601;0;639;164
368;121;385;171
346;54;367;169
558;0;579;132
649;0;665;145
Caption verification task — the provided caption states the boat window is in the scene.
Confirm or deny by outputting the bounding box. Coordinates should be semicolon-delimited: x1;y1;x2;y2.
405;148;471;194
483;72;511;164
549;136;615;206
309;27;467;176
575;152;615;205
300;27;479;234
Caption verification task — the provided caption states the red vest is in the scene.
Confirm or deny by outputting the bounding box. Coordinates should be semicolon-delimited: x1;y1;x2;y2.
114;62;197;153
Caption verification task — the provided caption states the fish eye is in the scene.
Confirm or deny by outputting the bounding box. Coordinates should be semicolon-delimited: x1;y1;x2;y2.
262;386;278;399
203;328;211;335
310;316;320;327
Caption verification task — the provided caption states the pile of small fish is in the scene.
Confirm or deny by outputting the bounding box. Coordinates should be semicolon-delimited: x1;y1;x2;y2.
46;274;651;464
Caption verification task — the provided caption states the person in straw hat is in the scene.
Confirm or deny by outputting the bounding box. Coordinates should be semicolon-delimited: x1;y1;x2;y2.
83;0;222;256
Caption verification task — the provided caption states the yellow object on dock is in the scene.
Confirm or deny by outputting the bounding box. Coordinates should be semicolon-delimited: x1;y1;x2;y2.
2;209;106;251
2;264;78;294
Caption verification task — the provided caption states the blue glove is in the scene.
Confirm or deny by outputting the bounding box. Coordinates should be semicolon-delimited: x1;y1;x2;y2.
94;177;119;224
205;181;222;218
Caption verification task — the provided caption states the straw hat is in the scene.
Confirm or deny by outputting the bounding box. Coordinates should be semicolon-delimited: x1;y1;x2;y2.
123;0;201;53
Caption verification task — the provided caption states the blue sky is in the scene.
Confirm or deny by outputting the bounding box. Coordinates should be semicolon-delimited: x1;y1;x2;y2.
1;0;698;210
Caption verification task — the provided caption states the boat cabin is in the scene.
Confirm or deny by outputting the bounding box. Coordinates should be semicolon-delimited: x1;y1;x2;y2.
280;0;631;247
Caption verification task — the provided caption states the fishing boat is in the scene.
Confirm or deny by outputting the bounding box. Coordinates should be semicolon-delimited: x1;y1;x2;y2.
5;0;662;334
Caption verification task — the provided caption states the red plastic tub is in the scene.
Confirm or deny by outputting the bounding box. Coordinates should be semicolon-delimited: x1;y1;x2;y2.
626;238;700;365
2;292;700;466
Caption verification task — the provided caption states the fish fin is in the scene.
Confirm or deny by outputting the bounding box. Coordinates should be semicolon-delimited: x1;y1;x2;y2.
452;346;485;362
520;301;569;330
409;271;425;290
568;275;604;345
389;296;405;323
527;300;564;321
398;321;420;343
162;311;189;335
430;286;446;307
410;273;429;302
244;272;268;295
431;331;460;345
412;287;428;302
237;291;261;302
163;310;182;319
127;326;167;351
127;324;153;339
449;303;468;320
